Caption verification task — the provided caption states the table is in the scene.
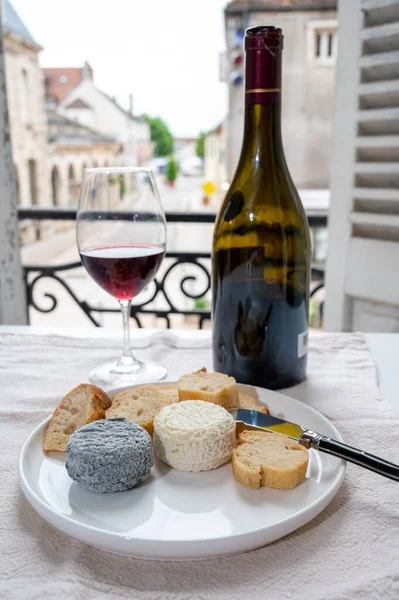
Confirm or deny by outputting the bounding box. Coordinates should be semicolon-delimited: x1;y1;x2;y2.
1;326;398;600
1;326;398;413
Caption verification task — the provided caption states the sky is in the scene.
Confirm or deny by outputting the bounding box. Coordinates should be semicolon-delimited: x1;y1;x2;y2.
11;0;228;138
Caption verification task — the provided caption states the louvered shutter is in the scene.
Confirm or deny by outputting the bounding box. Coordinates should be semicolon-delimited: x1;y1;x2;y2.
324;0;399;331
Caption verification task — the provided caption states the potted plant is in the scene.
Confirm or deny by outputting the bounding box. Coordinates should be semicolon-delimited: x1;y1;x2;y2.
166;155;178;188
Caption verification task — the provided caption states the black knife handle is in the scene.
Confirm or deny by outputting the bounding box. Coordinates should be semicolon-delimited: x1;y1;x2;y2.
301;431;399;482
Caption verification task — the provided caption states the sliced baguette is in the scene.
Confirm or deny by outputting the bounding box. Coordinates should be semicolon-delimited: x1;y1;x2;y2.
158;384;179;405
105;384;165;436
43;383;112;452
238;393;270;415
232;430;309;490
177;368;239;410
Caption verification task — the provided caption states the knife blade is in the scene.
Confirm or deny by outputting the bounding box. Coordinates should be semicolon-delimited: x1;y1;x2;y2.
233;408;399;482
234;409;305;440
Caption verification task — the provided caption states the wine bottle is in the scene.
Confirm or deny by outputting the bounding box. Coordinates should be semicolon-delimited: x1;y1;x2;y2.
212;26;311;390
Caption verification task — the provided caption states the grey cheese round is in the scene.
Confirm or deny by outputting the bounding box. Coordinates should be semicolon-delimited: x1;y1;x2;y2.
153;400;236;472
65;418;154;492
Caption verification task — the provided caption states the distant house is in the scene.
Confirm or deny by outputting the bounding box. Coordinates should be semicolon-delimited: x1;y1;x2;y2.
43;62;93;108
55;77;153;167
224;0;337;188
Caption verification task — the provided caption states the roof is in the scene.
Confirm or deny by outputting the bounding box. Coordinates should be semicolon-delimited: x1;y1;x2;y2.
3;0;40;48
100;89;144;123
226;0;336;12
47;110;117;145
65;98;92;109
43;67;85;105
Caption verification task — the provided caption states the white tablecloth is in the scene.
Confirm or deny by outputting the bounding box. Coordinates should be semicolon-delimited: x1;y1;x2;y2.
1;331;399;599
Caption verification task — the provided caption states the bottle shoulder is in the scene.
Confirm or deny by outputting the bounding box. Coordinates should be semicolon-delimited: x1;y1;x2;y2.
214;172;310;255
215;179;308;231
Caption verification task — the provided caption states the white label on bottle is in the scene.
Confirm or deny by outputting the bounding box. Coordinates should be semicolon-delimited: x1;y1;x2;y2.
298;330;308;358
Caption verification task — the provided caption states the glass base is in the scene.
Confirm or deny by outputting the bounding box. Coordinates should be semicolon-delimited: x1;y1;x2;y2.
89;359;167;389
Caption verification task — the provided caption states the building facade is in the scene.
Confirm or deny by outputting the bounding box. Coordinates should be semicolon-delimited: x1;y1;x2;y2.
204;120;228;205
3;0;49;216
55;78;153;168
2;1;141;245
47;111;121;208
224;0;337;189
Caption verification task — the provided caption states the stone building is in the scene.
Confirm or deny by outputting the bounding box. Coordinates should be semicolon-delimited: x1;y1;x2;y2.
2;0;134;244
3;0;49;214
47;111;121;208
224;0;337;189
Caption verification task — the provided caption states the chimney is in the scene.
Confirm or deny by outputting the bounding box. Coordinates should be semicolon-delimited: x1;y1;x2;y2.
82;61;93;81
129;94;133;116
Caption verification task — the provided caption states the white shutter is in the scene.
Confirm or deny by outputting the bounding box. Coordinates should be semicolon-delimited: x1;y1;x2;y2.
324;0;399;332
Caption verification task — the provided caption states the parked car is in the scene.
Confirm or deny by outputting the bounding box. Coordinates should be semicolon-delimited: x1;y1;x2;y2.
179;156;203;177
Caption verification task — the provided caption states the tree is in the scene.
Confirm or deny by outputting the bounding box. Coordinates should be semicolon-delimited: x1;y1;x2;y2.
144;116;174;157
196;131;205;158
166;155;178;185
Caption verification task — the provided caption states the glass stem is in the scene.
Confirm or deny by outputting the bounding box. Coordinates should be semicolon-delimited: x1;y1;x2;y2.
119;299;136;367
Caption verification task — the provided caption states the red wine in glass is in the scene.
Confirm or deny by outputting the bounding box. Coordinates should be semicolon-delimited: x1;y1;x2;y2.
80;244;165;300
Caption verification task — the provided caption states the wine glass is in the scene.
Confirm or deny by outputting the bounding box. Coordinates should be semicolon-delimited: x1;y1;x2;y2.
76;167;167;387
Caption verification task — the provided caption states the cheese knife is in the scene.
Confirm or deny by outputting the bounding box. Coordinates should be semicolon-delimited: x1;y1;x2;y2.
233;409;399;482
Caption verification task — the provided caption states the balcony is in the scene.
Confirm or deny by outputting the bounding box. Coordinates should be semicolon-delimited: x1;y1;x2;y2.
18;206;327;329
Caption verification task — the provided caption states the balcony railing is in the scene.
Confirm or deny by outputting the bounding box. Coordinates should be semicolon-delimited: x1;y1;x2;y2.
18;206;327;329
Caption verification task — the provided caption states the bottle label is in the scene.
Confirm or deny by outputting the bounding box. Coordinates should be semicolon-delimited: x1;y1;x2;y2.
297;330;308;359
213;249;309;388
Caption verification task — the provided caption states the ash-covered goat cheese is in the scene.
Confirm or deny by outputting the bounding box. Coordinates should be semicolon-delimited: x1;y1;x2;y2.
153;400;236;472
65;418;153;492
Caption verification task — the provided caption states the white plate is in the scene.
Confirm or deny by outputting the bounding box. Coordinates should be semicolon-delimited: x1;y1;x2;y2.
18;383;345;561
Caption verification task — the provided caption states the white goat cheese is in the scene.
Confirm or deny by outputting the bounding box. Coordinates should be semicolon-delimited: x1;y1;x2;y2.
153;400;236;472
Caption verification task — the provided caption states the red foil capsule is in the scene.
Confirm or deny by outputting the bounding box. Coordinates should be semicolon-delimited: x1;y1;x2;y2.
244;26;283;105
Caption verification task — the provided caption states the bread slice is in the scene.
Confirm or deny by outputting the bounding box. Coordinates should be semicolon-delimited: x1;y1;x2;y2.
158;384;179;405
177;368;239;410
238;393;270;415
238;393;257;409
105;384;165;436
232;430;309;490
43;384;112;452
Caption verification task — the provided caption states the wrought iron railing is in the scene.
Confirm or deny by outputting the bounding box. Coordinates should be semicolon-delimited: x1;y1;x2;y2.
18;207;327;329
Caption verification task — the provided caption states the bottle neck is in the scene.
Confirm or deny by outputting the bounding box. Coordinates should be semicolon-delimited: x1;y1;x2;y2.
241;41;283;163
240;102;282;164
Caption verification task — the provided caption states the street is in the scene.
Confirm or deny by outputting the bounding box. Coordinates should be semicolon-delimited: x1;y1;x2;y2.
23;173;213;330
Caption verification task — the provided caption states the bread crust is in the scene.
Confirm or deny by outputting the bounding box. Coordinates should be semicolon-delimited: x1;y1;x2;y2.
43;383;112;452
177;369;239;410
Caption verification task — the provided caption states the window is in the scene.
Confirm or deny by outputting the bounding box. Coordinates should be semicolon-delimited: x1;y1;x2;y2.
59;75;68;84
19;70;29;124
308;21;338;65
51;166;60;206
14;164;20;204
68;164;77;206
315;30;337;60
28;160;38;205
46;97;57;110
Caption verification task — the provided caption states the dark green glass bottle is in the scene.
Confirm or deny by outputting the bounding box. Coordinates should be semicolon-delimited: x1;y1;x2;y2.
212;26;311;390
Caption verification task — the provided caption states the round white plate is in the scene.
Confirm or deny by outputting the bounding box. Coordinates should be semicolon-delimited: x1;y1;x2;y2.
18;383;345;561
